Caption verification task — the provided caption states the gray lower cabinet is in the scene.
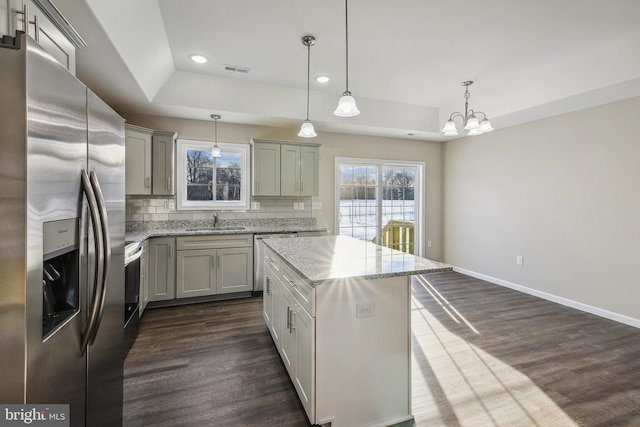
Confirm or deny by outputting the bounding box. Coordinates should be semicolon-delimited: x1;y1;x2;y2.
263;246;315;421
176;234;253;298
263;256;283;345
139;240;149;315
148;237;176;302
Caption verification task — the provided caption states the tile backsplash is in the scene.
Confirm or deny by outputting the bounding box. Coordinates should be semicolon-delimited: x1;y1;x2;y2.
126;195;313;223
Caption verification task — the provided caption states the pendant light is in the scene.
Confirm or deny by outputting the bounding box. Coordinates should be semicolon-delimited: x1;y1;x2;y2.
441;81;494;136
298;35;317;138
211;114;222;157
334;0;360;117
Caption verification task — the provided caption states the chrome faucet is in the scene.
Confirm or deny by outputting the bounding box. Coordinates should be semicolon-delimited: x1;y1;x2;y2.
213;212;219;228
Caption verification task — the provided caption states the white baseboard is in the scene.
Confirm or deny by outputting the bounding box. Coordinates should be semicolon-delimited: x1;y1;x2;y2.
452;266;640;329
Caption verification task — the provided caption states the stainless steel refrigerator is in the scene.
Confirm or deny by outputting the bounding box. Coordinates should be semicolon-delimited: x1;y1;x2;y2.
0;32;125;426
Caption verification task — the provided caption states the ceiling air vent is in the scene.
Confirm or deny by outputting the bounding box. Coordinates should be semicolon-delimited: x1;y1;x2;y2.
224;65;251;74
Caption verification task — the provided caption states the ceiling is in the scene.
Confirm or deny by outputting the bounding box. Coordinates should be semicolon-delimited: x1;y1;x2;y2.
53;0;640;141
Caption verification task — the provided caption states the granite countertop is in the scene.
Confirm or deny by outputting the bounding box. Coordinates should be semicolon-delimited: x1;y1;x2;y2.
125;220;328;243
263;235;452;286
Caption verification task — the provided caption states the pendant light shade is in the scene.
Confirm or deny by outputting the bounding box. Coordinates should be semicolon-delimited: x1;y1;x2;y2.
298;120;317;138
334;0;360;117
298;35;318;138
334;92;360;117
211;114;222;157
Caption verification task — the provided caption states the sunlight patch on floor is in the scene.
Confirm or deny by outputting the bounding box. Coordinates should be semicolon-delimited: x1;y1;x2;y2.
410;291;579;426
414;275;481;335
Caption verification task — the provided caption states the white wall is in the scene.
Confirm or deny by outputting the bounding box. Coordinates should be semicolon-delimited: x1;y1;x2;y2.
443;96;640;324
124;113;445;260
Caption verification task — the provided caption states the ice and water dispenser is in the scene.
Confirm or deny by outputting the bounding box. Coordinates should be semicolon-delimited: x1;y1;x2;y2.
42;219;80;339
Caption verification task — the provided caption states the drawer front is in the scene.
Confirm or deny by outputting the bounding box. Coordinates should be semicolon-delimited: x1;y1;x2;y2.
281;263;314;316
264;247;281;273
177;234;253;250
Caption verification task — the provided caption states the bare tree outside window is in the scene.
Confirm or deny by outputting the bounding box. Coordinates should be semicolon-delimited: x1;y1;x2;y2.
186;149;242;201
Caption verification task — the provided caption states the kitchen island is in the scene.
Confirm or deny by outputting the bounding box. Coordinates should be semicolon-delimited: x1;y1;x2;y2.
262;235;452;427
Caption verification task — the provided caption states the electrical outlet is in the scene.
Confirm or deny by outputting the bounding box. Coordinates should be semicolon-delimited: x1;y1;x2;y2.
293;202;299;210
427;240;432;248
251;201;260;210
164;201;175;210
516;256;524;266
356;302;376;318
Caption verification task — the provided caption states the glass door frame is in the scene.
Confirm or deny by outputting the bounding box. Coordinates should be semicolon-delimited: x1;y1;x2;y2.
334;157;425;256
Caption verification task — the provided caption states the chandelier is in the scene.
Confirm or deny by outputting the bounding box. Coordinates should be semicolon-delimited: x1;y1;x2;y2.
441;81;493;136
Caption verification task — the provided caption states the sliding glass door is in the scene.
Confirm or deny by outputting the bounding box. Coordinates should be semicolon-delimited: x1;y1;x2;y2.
336;158;424;255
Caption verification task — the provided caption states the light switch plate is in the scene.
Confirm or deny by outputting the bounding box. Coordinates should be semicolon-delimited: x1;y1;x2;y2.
312;202;322;210
356;302;376;318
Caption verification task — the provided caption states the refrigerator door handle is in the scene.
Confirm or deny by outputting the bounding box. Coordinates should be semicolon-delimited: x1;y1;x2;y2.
80;169;104;354
87;171;111;345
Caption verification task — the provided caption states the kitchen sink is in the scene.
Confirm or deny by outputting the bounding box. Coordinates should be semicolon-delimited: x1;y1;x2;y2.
183;226;247;231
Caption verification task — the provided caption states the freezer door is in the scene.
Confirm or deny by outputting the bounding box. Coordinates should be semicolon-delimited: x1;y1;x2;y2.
86;89;126;427
24;37;88;424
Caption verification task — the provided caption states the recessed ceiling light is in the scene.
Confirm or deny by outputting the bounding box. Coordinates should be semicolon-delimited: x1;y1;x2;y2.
316;76;330;83
190;54;209;64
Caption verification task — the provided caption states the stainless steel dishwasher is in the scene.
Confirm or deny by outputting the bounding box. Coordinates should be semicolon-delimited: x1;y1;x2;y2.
254;233;297;292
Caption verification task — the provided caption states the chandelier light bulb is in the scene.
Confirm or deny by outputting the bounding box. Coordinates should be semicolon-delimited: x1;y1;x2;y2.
441;120;457;134
464;115;480;131
480;118;494;132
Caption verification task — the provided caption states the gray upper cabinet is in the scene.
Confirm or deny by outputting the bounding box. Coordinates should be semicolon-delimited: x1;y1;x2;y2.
281;144;319;196
280;144;300;196
152;130;177;196
2;0;85;74
251;139;319;197
252;141;281;196
125;125;152;195
125;124;177;196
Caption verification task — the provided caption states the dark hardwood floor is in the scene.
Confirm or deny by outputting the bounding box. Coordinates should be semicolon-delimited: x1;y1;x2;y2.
124;272;640;426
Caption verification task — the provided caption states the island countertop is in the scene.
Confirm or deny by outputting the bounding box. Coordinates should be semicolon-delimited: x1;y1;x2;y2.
262;235;452;285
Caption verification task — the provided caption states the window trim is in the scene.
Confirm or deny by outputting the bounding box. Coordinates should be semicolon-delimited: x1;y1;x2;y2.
334;157;425;256
177;139;250;211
